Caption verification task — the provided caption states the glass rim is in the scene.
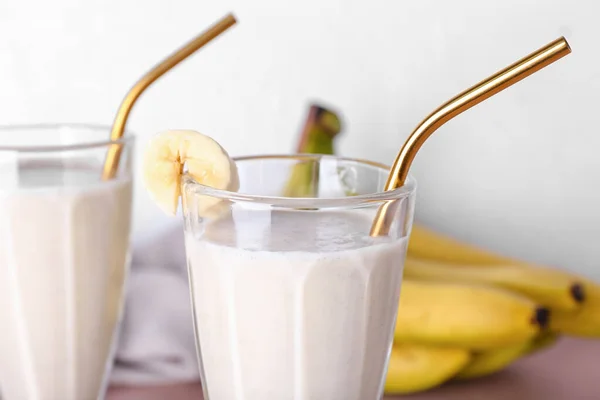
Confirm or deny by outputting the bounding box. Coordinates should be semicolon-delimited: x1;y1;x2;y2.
183;154;417;208
0;123;135;152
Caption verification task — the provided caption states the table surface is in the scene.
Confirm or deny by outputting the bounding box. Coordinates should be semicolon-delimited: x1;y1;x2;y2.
108;337;600;400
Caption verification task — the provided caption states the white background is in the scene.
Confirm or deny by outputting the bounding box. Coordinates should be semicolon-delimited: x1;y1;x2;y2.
1;0;598;279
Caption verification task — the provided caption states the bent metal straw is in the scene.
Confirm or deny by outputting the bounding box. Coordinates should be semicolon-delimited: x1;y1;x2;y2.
370;37;571;237
102;13;237;180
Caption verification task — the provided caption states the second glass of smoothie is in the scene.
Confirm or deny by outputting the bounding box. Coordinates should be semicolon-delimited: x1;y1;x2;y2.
182;154;416;400
0;124;134;400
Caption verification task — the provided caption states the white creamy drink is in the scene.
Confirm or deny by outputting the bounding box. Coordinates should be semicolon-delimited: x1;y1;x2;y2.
186;210;408;400
0;162;132;400
139;129;415;400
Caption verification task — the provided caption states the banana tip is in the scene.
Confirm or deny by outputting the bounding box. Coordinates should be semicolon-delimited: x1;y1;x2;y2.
533;307;551;329
570;283;586;303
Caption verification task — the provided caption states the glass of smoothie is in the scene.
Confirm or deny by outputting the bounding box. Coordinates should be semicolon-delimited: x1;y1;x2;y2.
0;124;134;400
178;151;415;399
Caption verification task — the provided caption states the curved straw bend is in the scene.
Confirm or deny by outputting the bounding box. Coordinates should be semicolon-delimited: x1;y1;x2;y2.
370;37;571;236
102;13;237;180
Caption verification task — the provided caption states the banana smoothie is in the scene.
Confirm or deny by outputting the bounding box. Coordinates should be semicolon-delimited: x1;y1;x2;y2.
142;129;415;400
185;210;408;400
0;162;132;400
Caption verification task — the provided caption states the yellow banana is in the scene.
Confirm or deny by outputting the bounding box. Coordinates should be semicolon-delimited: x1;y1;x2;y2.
551;282;600;337
523;331;560;356
404;257;584;311
455;341;529;380
395;280;549;349
457;329;562;380
453;329;562;381
142;129;239;216
384;343;470;394
407;224;516;265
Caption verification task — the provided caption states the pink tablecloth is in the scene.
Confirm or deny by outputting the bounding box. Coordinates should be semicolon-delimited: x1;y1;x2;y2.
108;337;600;400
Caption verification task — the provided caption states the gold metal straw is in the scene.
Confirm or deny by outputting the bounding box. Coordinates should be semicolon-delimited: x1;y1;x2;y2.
101;13;238;180
370;37;571;237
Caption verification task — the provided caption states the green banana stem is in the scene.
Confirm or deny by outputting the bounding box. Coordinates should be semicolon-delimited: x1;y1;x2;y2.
283;104;342;198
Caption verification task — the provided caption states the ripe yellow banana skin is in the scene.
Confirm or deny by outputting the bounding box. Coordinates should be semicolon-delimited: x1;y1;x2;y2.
455;341;530;380
457;330;560;381
384;343;470;394
395;280;546;349
551;282;600;337
407;224;516;265
404;257;583;312
523;331;560;356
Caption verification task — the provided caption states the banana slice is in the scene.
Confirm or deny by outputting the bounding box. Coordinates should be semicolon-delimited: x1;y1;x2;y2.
142;129;239;216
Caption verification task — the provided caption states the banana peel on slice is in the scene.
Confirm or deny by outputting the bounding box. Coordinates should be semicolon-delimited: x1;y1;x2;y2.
142;129;239;217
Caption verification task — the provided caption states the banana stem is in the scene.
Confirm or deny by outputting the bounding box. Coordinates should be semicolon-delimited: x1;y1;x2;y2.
283;104;342;198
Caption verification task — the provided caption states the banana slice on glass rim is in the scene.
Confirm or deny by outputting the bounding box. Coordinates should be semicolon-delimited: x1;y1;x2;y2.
142;129;239;217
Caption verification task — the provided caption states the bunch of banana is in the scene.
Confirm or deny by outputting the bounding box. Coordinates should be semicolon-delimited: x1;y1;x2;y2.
384;225;600;395
286;104;600;395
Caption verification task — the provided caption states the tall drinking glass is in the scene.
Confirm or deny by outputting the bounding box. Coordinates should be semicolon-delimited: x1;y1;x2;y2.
0;124;134;400
182;154;416;400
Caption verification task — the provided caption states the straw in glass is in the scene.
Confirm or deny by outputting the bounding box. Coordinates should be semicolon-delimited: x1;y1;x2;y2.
370;37;571;236
101;13;238;180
